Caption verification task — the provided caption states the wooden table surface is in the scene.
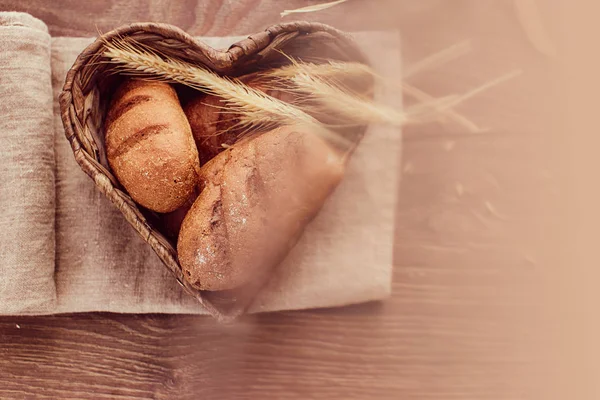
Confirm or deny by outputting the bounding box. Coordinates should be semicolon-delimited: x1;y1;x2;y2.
0;1;563;399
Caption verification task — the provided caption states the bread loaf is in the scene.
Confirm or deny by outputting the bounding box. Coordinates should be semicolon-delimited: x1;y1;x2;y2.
183;94;238;165
177;125;345;291
105;79;200;213
184;78;297;164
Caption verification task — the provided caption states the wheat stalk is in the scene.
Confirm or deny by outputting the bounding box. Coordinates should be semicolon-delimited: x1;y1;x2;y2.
102;38;352;148
403;40;472;79
438;70;523;109
263;58;521;132
280;0;349;17
263;58;409;125
103;37;512;147
401;82;482;132
292;72;407;126
265;60;372;81
286;56;482;131
265;59;472;128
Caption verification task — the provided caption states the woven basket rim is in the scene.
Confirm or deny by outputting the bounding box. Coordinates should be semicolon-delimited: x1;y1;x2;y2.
58;21;369;321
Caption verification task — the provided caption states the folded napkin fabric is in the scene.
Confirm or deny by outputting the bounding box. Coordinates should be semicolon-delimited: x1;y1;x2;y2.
0;12;56;314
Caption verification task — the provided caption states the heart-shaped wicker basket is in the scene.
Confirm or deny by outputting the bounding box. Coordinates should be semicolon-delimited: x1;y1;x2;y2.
59;21;368;320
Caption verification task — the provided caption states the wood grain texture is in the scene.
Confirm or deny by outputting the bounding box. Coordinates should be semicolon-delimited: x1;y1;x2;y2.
0;1;562;399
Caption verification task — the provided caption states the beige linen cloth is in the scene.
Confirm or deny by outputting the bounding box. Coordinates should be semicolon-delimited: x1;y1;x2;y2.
0;12;402;315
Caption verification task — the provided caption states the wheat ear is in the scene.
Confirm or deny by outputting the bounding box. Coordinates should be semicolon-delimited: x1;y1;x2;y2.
263;59;520;132
266;60;482;130
292;72;408;126
264;60;373;82
102;38;352;148
266;59;452;127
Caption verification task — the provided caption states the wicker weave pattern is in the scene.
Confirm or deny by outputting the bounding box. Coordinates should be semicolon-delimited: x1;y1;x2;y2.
59;22;367;320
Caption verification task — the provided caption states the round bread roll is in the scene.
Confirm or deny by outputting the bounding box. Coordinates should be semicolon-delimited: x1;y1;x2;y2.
105;79;201;213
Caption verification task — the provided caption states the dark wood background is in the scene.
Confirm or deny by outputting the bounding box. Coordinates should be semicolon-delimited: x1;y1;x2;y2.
0;1;563;399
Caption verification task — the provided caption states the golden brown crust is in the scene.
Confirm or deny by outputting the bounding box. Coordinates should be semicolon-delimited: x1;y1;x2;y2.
183;94;239;165
105;79;200;213
177;125;345;291
183;77;299;165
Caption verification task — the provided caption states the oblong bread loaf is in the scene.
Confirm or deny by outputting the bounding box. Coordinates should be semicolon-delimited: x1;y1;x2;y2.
105;79;200;213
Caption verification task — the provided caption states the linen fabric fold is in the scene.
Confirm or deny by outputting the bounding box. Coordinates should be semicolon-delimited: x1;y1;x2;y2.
0;12;56;314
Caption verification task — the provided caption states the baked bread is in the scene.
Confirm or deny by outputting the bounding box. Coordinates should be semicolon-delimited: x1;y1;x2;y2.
184;78;297;164
105;79;200;213
177;124;345;291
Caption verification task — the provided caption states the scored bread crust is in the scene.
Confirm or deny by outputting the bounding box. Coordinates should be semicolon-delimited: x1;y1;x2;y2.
105;80;201;213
